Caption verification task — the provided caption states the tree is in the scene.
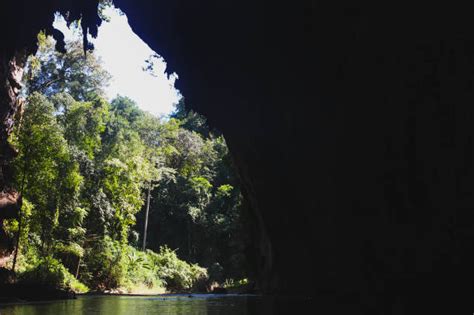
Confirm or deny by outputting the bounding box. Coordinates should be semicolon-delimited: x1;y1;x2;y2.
12;92;82;258
138;104;248;279
8;33;249;290
25;33;110;101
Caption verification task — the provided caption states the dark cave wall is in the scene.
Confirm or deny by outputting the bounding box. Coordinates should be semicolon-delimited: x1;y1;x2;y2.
113;0;319;293
1;1;474;311
117;2;474;310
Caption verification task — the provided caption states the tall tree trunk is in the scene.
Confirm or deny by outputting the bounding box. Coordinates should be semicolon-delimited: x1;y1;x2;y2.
75;256;81;279
142;185;151;251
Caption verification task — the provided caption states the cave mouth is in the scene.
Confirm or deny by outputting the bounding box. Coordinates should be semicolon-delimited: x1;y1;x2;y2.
0;4;252;295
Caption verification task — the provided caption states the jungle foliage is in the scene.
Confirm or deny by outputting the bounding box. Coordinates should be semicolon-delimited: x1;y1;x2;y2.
4;33;247;293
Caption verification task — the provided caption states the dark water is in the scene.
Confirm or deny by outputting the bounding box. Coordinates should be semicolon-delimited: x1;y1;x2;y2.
0;294;300;315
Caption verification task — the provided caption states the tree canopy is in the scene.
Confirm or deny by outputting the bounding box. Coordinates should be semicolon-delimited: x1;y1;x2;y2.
4;33;248;293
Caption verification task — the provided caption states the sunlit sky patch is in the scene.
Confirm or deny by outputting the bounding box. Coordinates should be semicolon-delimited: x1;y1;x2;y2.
53;6;181;117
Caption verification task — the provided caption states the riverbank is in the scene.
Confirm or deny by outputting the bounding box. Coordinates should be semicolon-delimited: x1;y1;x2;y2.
0;277;257;305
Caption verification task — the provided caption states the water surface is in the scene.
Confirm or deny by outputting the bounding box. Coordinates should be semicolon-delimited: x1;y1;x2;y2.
0;294;280;315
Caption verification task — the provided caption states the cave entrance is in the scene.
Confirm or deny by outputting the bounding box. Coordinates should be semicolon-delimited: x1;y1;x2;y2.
1;4;251;295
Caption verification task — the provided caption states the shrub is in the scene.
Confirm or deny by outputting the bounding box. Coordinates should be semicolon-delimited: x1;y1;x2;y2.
223;278;249;289
81;239;206;293
122;246;163;292
54;242;84;275
82;238;164;293
19;256;88;293
148;246;208;292
81;236;126;290
189;263;208;292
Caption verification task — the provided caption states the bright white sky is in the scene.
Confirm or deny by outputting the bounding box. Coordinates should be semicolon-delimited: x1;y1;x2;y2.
53;6;181;117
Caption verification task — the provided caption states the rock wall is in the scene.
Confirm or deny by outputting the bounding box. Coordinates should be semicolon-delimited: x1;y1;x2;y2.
116;2;474;312
0;48;26;266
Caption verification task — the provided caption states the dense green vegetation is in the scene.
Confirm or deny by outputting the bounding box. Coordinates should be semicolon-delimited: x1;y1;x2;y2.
4;32;248;294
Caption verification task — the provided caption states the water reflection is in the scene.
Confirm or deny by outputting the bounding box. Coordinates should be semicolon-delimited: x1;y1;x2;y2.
0;294;282;315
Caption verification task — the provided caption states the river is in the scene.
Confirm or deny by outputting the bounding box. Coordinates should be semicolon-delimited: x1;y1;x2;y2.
0;294;301;314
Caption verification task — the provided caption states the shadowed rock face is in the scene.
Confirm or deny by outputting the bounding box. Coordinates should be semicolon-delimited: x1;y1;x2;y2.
1;1;474;312
0;191;21;219
0;191;20;264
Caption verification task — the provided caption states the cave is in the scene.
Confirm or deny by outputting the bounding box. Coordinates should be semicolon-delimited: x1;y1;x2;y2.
1;1;474;313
